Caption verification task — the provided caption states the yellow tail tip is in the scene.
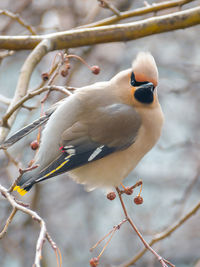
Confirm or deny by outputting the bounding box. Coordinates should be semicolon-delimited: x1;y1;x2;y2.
13;185;28;196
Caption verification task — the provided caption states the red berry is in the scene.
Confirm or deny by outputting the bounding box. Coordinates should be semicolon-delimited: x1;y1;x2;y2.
124;187;133;195
41;72;49;81
66;63;71;69
30;140;39;150
90;257;99;267
107;192;116;200
61;69;69;77
134;196;143;205
91;65;100;75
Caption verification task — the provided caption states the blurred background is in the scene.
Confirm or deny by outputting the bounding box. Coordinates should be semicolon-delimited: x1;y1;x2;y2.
0;0;200;266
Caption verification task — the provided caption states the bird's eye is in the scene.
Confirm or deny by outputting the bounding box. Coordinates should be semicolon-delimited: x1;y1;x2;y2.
130;72;149;87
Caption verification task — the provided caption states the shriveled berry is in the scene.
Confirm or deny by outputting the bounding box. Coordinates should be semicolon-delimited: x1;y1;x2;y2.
30;140;39;150
41;72;49;81
66;63;71;69
61;69;69;77
90;257;99;267
91;65;100;75
134;196;143;205
107;192;116;200
124;187;133;195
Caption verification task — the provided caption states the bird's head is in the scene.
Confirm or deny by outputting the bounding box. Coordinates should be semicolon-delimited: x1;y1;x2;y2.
130;52;159;107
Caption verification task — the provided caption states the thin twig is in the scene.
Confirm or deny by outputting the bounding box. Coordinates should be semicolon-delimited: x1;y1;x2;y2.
0;6;199;50
0;208;17;239
0;39;53;143
1;0;33;34
40;60;64;103
0;184;58;267
116;187;174;267
175;165;200;217
158;140;200;151
0;50;15;61
98;0;120;16
121;201;200;267
90;219;127;252
1;85;72;128
3;150;19;167
81;0;195;28
0;9;36;35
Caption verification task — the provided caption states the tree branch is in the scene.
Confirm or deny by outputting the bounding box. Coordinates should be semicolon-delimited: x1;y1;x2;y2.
0;39;53;142
0;6;199;50
0;184;58;267
0;208;17;239
82;0;195;28
0;9;36;35
122;201;200;267
1;85;72;128
116;187;174;267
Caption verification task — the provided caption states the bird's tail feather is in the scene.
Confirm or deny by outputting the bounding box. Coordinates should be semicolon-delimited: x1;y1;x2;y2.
13;170;40;196
0;113;51;149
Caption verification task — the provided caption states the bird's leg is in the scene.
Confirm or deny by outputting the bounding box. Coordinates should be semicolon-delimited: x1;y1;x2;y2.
115;187;174;267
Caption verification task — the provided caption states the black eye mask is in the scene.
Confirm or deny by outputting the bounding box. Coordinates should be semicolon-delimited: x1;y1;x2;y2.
130;72;149;87
130;72;155;104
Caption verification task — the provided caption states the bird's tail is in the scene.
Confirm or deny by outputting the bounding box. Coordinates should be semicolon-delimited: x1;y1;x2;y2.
13;169;40;196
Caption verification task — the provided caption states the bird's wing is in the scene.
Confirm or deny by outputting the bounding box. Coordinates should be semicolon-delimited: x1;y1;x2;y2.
33;103;141;182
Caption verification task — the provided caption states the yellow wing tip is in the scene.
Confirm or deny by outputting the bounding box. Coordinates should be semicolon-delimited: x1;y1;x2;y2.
13;185;28;196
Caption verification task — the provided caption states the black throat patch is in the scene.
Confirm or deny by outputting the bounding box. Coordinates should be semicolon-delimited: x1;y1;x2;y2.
134;87;154;104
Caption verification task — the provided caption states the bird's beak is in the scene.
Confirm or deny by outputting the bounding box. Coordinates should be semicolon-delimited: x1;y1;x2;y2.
136;82;155;92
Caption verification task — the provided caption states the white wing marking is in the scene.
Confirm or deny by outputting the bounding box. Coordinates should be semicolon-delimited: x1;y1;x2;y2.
88;145;104;162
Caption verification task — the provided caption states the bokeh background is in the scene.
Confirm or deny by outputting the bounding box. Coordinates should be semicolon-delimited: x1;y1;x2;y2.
0;0;200;266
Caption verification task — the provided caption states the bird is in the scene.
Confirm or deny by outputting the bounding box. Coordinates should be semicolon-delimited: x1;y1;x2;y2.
2;52;164;196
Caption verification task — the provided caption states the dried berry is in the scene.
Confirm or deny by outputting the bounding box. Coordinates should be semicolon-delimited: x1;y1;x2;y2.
107;192;116;200
61;69;69;77
134;196;143;205
41;72;49;81
66;63;71;69
90;257;99;267
30;140;39;150
91;65;100;75
124;187;133;195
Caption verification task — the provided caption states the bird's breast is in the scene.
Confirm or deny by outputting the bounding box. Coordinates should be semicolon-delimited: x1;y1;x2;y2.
69;104;164;191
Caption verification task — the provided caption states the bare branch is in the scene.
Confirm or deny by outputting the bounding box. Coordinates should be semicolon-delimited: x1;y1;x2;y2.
0;95;12;105
0;208;17;239
0;39;53;142
122;201;200;267
98;0;121;16
84;0;195;28
0;9;36;35
0;85;72;128
0;184;58;267
116;187;174;267
0;6;199;50
1;0;33;34
0;50;15;61
158;140;200;151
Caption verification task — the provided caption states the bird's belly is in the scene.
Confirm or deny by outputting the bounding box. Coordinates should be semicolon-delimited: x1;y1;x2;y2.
68;125;159;191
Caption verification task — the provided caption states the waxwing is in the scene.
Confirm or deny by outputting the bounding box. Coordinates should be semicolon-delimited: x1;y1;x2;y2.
1;52;164;195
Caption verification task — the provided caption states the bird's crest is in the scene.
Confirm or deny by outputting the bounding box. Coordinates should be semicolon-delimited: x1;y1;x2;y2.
132;52;158;87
